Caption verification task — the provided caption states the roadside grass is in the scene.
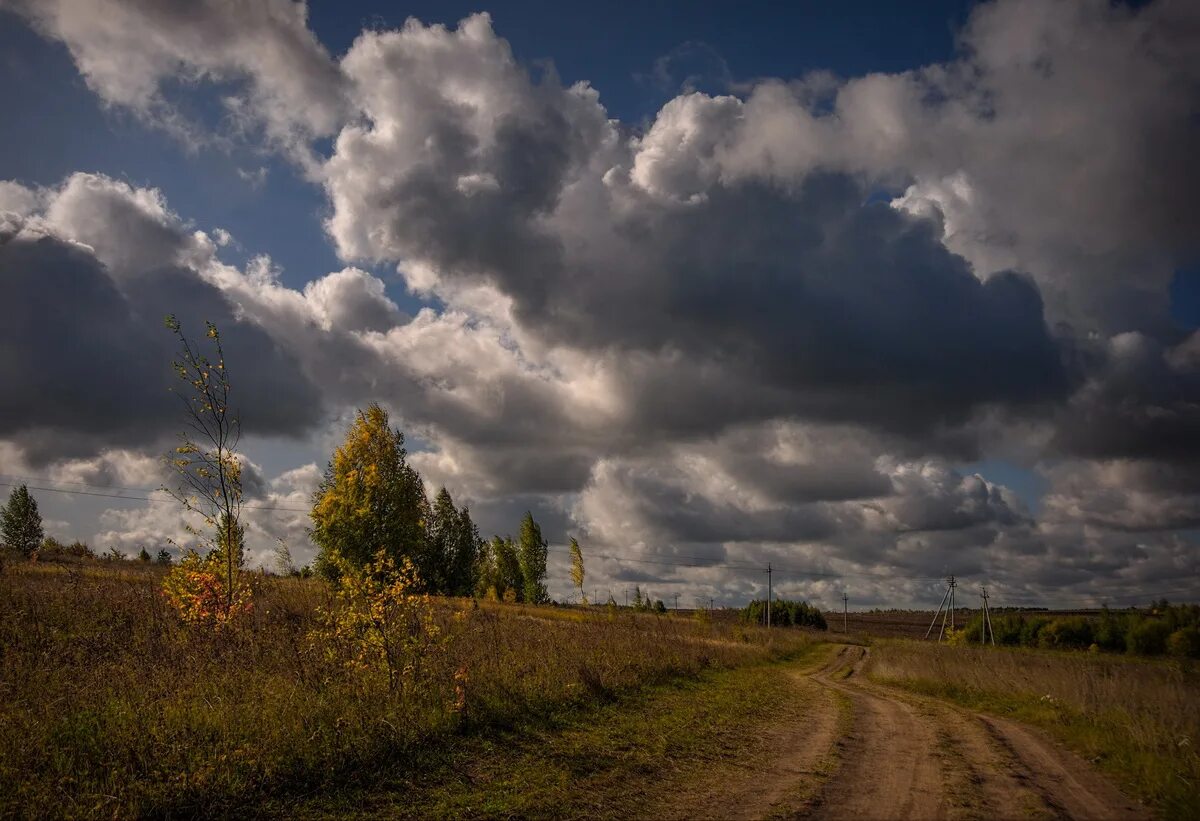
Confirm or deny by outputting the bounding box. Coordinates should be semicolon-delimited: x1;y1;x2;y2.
280;642;832;819
0;561;814;818
869;639;1200;820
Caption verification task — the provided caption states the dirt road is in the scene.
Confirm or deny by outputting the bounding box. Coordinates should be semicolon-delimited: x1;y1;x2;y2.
675;644;1150;821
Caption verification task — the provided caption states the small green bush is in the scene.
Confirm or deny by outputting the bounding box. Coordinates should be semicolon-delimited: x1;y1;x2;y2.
1038;616;1094;650
1167;626;1200;659
1127;619;1172;656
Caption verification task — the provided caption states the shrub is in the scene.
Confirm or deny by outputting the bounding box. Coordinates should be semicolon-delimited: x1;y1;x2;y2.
1126;619;1172;656
1020;616;1052;646
310;549;445;693
1038;616;1094;650
161;549;253;627
1094;609;1127;652
1167;626;1200;659
990;614;1026;646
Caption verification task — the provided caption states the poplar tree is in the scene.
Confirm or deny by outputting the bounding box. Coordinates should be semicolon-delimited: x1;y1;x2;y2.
569;537;586;604
426;487;458;593
493;536;523;601
449;506;481;596
0;484;43;557
310;404;430;584
518;512;548;604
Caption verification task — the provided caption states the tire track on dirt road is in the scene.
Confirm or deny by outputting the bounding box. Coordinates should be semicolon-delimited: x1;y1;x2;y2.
665;650;846;821
799;645;1150;821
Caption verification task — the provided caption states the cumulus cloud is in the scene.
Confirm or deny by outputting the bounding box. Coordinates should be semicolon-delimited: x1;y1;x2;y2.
3;0;1199;604
0;173;323;463
3;0;349;166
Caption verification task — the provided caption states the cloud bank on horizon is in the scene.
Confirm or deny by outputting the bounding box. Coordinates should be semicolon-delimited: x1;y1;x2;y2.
1;0;1198;607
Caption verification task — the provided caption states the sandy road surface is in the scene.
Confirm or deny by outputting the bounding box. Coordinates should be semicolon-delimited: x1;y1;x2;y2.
674;644;1150;821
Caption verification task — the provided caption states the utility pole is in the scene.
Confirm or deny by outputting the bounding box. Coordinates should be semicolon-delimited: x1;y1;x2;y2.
842;591;849;633
674;592;679;611
980;585;996;646
710;597;714;614
948;575;957;633
624;588;628;608
766;563;773;629
924;575;958;641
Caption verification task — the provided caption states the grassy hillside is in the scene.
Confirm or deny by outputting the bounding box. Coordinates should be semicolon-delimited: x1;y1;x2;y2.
0;561;811;818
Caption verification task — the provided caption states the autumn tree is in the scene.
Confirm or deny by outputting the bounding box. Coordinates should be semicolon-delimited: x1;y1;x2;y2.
1;484;43;557
569;537;586;604
161;316;251;623
310;404;430;585
518;512;548;605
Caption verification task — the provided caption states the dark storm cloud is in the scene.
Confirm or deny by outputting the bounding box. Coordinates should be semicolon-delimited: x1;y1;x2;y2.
0;229;321;463
589;176;1066;438
1050;332;1200;464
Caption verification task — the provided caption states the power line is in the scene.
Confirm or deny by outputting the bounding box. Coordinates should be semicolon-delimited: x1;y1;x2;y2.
0;473;162;496
0;481;310;513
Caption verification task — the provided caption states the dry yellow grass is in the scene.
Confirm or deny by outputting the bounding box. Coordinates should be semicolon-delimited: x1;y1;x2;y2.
0;561;810;818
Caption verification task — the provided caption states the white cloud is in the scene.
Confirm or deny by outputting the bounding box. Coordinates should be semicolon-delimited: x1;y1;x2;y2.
4;0;349;167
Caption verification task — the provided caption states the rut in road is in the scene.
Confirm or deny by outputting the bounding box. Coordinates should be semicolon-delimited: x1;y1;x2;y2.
802;645;1149;821
671;643;1151;821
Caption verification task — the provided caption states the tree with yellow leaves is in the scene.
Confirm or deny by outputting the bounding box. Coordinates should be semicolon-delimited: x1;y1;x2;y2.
310;403;431;584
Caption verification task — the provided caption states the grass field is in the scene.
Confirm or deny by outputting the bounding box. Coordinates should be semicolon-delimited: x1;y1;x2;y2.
0;561;811;818
5;559;1197;819
870;639;1200;819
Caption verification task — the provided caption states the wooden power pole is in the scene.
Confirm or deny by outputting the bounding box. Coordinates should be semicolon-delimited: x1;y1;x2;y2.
842;591;849;633
980;585;996;646
766;563;773;629
924;575;958;641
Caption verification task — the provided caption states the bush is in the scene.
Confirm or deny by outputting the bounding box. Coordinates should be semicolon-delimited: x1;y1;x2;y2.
1126;619;1172;656
1038;616;1094;650
311;549;445;692
1094;609;1127;652
1167;626;1200;659
161;549;253;627
1020;616;1052;646
990;614;1026;646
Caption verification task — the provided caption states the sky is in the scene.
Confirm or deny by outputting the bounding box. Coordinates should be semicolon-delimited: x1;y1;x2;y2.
0;0;1198;609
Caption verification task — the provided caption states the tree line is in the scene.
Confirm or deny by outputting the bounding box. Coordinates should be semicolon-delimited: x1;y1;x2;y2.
741;598;828;629
961;603;1200;658
310;403;556;602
